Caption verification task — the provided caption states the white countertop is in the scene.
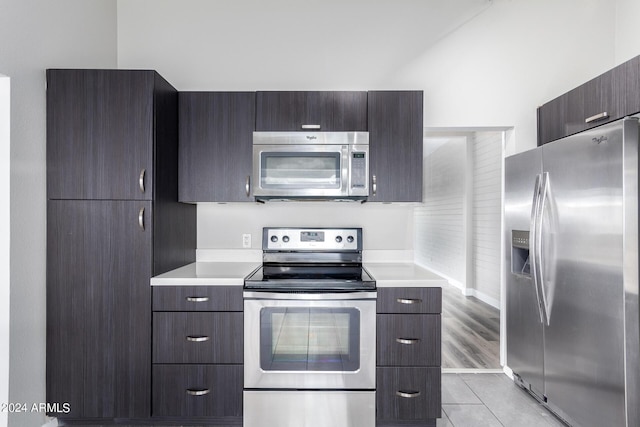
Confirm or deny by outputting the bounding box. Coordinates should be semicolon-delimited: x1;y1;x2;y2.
151;261;447;288
364;262;447;287
150;262;260;286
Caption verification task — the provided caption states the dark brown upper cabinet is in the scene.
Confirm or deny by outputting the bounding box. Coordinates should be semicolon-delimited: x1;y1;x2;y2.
255;91;367;131
179;92;255;202
367;91;423;202
47;69;164;200
538;55;640;145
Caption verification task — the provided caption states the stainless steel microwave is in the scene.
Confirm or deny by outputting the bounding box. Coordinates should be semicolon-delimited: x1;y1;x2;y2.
252;132;369;201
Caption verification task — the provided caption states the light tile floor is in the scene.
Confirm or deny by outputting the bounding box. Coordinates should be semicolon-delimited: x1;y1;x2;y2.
439;373;567;427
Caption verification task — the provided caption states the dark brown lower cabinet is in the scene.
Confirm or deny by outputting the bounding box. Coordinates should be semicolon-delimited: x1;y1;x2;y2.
151;286;243;423
152;364;243;418
47;200;153;418
376;287;442;426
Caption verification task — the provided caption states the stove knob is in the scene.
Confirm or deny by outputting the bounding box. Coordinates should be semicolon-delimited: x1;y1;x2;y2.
347;235;354;243
270;235;278;243
335;236;343;243
282;235;290;243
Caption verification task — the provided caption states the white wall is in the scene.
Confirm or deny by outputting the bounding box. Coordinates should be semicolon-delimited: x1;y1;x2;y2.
0;2;117;426
198;202;415;252
389;0;620;154
615;0;640;64
0;74;10;427
415;136;467;285
471;132;503;304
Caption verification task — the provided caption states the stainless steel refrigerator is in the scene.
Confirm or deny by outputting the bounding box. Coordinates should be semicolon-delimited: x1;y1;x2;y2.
505;117;640;427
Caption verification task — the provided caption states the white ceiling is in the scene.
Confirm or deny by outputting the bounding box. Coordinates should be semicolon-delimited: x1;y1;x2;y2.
116;0;494;89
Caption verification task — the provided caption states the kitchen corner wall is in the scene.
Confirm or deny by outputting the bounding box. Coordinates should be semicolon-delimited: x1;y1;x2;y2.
0;2;117;426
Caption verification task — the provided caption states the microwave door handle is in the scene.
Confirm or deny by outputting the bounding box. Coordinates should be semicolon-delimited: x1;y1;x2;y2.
343;145;350;196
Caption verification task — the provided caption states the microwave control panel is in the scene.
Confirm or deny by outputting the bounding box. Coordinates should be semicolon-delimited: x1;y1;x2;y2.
351;152;367;189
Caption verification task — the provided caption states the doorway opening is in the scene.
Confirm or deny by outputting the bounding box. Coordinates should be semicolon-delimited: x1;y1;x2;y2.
414;127;511;371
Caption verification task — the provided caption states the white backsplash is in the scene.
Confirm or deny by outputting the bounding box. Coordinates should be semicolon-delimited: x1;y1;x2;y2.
197;202;416;251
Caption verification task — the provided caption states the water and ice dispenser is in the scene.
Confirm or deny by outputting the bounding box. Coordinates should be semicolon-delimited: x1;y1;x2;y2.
511;230;531;276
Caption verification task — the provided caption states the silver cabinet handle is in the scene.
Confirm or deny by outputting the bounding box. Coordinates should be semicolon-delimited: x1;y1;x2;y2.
186;296;209;303
246;175;251;197
585;112;609;124
396;390;421;398
301;124;321;130
139;169;146;193
138;207;145;230
396;298;421;305
396;338;420;345
372;174;377;196
186;389;210;396
186;335;210;342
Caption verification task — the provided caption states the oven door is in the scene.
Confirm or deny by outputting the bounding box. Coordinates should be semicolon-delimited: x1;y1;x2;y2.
243;292;376;390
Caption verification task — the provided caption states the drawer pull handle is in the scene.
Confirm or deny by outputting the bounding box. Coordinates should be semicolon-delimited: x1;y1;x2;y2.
396;338;420;345
186;296;209;303
301;124;321;130
585;112;609;124
396;390;421;399
186;388;210;396
186;335;210;342
397;298;422;305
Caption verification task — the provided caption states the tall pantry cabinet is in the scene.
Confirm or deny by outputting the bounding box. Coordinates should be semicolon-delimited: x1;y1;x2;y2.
46;69;196;421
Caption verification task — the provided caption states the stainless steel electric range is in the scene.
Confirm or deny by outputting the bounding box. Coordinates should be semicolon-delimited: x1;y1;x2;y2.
243;227;376;427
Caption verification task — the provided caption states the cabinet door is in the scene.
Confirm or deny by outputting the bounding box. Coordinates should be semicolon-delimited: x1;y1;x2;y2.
47;200;152;418
368;91;423;202
179;92;255;202
255;91;368;131
537;95;567;146
47;70;154;200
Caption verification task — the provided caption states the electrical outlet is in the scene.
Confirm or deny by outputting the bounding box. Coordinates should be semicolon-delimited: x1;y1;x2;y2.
242;234;251;248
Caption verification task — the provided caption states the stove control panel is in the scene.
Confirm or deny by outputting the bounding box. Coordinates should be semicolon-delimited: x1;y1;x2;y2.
264;227;362;251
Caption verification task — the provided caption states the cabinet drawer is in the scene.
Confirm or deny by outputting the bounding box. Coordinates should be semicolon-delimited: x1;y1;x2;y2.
377;314;440;367
153;286;243;311
376;367;441;423
152;364;242;417
377;287;441;314
153;312;243;363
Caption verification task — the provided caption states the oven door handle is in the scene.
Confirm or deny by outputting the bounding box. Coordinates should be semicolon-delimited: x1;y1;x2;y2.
243;291;377;300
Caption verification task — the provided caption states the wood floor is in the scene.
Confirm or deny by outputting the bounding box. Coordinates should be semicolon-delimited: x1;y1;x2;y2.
441;284;501;370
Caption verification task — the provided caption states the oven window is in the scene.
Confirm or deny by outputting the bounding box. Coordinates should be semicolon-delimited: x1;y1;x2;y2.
260;307;360;371
260;153;341;189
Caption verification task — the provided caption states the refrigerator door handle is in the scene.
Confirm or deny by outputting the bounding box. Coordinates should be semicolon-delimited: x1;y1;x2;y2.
530;174;545;324
537;172;551;326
